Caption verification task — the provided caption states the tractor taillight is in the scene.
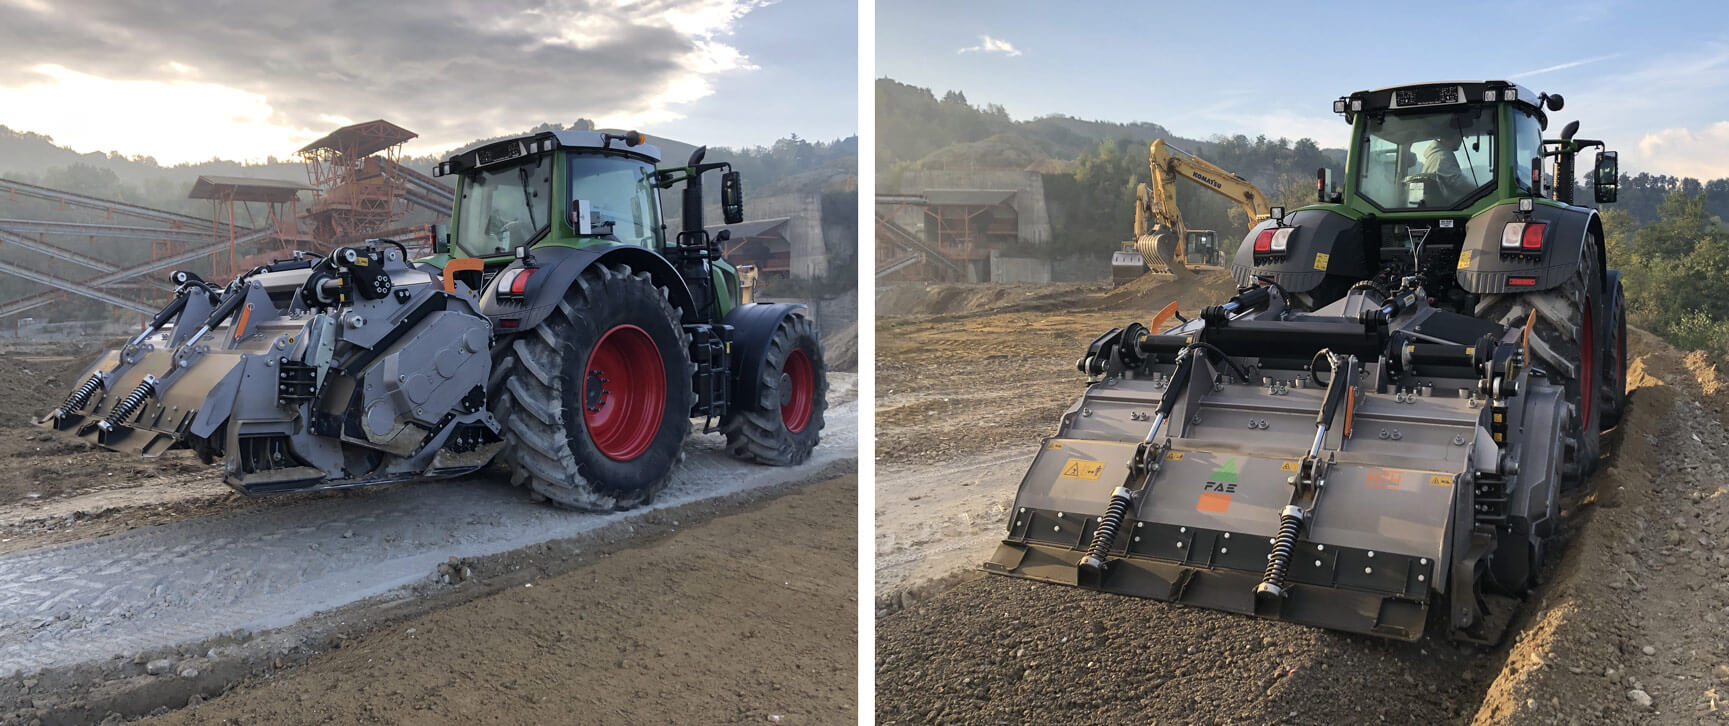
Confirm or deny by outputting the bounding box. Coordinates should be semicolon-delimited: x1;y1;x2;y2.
1253;228;1276;253
1501;222;1547;251
496;268;536;299
1269;227;1294;252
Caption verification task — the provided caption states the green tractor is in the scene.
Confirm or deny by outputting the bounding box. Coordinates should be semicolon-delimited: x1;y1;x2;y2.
986;81;1626;640
40;129;828;511
1254;81;1624;485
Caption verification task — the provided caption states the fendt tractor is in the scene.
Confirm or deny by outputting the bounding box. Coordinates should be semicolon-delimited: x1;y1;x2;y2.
986;81;1626;642
38;130;828;511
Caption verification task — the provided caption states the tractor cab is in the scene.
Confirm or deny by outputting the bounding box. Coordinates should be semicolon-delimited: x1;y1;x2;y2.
433;130;748;321
435;130;667;258
1329;81;1619;218
1333;81;1547;216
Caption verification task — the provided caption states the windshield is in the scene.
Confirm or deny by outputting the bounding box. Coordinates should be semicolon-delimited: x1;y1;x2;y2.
1356;107;1496;211
455;158;553;256
568;153;662;248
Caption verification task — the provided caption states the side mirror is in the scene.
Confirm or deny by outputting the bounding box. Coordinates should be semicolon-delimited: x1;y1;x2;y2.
431;223;449;255
1315;167;1334;203
1532;157;1544;196
1594;150;1619;204
721;170;744;225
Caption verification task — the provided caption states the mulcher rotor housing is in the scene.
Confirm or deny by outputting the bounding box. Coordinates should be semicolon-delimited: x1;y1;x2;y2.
988;81;1626;642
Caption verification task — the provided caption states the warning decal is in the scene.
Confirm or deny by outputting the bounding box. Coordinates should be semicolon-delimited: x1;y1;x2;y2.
1279;460;1300;472
1313;252;1331;270
1458;249;1473;269
1429;474;1454;487
1059;458;1106;481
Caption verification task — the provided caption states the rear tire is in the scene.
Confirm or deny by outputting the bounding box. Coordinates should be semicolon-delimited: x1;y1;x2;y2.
722;313;827;465
1474;234;1603;490
1600;278;1628;429
490;263;694;510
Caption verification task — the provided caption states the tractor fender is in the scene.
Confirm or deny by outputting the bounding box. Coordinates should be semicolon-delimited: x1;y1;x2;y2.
723;302;809;412
1230;208;1372;293
1457;202;1601;294
479;244;696;330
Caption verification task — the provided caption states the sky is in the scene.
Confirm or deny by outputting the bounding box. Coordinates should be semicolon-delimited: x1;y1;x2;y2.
878;0;1729;180
0;0;856;165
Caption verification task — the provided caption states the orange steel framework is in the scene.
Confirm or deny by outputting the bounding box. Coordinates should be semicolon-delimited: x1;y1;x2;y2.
298;120;418;245
189;175;316;278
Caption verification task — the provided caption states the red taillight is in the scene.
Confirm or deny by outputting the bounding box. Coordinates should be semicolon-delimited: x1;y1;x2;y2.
1521;222;1546;250
1509;276;1538;287
499;318;521;328
497;268;536;298
1253;228;1275;253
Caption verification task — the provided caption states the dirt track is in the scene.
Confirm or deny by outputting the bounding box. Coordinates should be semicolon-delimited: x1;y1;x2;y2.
142;475;857;725
875;276;1729;724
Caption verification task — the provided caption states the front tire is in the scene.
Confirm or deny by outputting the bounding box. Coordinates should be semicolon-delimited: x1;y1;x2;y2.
490;263;694;510
723;313;827;466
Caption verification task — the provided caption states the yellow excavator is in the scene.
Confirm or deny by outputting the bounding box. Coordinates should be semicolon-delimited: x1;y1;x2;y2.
1112;139;1273;284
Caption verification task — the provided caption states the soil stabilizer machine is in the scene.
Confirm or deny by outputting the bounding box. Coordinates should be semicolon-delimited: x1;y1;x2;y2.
38;130;828;511
988;81;1627;642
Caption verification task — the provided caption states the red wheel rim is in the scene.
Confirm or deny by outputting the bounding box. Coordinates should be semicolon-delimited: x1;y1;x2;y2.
780;348;814;433
1581;299;1595;426
582;324;666;461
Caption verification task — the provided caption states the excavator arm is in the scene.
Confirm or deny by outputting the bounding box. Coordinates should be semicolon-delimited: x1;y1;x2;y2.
1125;139;1272;279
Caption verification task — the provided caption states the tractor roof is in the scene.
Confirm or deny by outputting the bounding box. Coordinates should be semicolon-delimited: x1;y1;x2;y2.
1341;80;1541;114
434;130;661;177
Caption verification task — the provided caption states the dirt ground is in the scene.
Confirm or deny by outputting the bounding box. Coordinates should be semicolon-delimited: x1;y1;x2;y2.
139;474;857;725
875;272;1237;466
875;275;1729;724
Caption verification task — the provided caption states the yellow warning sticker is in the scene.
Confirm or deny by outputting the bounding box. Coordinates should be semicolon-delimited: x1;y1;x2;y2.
1164;451;1185;461
1048;441;1064;450
1060;459;1106;481
353;257;370;266
1313;252;1331;270
1458;249;1473;269
1430;474;1454;487
1280;460;1300;472
1493;413;1503;423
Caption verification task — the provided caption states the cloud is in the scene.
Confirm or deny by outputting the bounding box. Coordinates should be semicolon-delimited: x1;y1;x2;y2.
1634;122;1729;180
958;35;1022;57
1510;53;1622;79
0;0;770;162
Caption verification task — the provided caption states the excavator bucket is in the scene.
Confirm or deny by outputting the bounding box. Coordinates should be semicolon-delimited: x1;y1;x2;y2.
985;285;1567;642
1136;232;1192;280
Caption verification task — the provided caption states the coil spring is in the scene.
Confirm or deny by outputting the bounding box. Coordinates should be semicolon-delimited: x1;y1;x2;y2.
53;374;103;418
1082;491;1133;564
1259;510;1304;595
98;378;156;431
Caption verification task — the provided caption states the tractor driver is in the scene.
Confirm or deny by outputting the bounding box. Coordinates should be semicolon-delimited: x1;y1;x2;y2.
1416;127;1471;201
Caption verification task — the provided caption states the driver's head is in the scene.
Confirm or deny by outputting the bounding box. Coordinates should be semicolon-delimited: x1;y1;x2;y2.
1437;129;1464;151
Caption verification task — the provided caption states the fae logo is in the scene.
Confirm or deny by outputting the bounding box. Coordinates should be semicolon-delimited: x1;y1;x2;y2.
1210;457;1241;483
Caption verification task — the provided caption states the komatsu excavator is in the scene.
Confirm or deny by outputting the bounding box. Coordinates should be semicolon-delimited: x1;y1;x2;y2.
1112;139;1274;284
